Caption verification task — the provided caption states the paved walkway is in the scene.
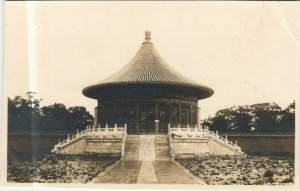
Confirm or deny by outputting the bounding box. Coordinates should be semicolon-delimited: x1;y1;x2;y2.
91;160;205;184
91;161;141;184
137;161;159;184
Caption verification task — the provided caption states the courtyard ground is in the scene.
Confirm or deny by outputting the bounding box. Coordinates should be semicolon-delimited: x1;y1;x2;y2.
177;156;294;185
7;154;118;183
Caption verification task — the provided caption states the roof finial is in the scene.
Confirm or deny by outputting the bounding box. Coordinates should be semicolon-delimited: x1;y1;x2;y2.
144;30;152;43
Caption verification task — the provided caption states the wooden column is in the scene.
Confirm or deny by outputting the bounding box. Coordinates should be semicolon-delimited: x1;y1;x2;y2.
155;102;159;120
179;101;182;125
136;102;140;134
94;106;99;127
113;102;117;124
196;106;201;126
101;101;105;125
155;102;159;134
195;107;198;127
169;101;172;126
190;103;193;126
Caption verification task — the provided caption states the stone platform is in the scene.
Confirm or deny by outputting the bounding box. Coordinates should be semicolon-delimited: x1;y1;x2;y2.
90;160;205;184
91;135;204;184
52;125;244;157
123;135;171;161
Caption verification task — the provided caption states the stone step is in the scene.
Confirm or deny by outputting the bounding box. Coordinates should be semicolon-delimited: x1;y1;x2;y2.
124;135;140;160
155;135;171;160
124;135;171;161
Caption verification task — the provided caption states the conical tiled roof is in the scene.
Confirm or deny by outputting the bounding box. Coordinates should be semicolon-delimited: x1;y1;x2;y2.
83;31;213;99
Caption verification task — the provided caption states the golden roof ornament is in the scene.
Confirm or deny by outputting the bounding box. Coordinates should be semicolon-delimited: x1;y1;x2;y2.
144;30;152;43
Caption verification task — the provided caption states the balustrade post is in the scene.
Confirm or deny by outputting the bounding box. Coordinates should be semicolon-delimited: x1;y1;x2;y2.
58;139;60;144
105;123;108;133
187;124;190;129
216;130;218;136
177;124;180;129
207;126;209;132
124;123;127;133
67;134;70;142
235;140;237;147
168;124;171;134
225;135;228;143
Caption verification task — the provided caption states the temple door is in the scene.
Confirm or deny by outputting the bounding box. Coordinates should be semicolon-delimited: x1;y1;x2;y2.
140;104;155;134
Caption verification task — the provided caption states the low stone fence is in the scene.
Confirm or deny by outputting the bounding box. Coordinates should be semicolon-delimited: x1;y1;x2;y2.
51;124;127;155
168;124;245;157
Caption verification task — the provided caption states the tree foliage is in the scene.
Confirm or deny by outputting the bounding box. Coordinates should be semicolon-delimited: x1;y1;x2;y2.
8;92;94;132
202;101;295;133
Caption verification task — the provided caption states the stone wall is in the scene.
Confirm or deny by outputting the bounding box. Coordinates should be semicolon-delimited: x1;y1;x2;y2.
85;138;123;154
168;126;245;157
170;137;244;158
57;137;86;154
55;137;123;155
52;125;127;155
171;138;210;158
207;138;240;156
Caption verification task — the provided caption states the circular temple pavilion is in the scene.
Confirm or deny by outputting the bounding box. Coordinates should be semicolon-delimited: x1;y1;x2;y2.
83;31;213;134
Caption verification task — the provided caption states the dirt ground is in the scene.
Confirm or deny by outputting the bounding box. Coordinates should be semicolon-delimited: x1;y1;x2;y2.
7;154;119;183
177;156;294;185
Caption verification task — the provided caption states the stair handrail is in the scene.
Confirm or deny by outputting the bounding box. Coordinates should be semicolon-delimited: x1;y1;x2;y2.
168;124;243;154
121;123;127;159
52;124;127;153
167;124;175;159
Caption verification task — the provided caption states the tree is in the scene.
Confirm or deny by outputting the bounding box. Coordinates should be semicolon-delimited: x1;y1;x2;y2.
8;92;94;133
280;100;295;132
8;92;42;132
68;106;94;131
250;103;282;132
40;103;70;131
201;101;294;133
232;106;252;132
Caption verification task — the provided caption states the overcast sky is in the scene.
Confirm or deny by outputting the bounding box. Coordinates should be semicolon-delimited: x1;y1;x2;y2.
4;1;299;119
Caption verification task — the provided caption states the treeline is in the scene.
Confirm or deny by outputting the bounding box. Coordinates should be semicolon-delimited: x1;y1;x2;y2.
8;92;94;133
202;101;295;133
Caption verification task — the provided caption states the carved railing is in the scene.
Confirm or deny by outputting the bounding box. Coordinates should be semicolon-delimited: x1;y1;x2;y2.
51;123;127;153
168;124;243;154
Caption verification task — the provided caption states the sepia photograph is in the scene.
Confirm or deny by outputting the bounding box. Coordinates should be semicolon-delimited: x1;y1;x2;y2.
1;1;299;189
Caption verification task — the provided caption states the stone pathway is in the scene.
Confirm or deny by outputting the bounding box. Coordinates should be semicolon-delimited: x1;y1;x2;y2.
91;160;141;183
137;161;159;184
139;135;156;161
91;160;205;184
153;160;205;184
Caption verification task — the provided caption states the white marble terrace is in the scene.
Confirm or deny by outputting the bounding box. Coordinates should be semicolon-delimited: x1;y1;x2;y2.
51;124;127;154
168;124;243;154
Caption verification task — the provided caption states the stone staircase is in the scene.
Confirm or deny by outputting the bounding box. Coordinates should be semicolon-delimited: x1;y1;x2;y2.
123;135;171;161
168;125;245;156
123;135;140;160
139;135;156;161
155;135;171;160
51;125;127;155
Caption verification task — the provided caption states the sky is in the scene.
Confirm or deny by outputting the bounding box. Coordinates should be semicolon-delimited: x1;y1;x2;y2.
4;1;299;119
